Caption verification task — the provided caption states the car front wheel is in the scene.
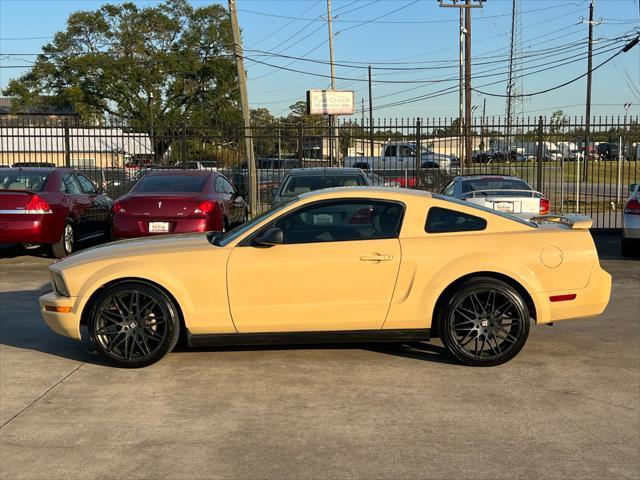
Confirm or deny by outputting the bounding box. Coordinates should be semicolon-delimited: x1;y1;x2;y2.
439;278;530;366
88;281;181;368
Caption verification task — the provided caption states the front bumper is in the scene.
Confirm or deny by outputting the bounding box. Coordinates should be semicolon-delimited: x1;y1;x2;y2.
534;265;612;324
39;292;82;340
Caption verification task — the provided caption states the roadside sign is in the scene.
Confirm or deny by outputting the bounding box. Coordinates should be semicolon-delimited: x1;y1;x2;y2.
306;90;355;115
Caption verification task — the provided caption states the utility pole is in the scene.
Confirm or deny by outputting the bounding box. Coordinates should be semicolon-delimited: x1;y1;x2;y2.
228;0;257;216
327;0;339;166
459;8;464;169
438;0;485;171
368;65;374;158
583;0;598;180
464;0;472;168
480;97;486;151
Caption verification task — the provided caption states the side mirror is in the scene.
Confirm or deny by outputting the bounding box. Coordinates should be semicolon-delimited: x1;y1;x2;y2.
252;228;284;247
629;183;638;192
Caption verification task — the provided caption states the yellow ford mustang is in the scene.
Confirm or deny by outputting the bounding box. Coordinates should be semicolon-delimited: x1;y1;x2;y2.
39;187;611;368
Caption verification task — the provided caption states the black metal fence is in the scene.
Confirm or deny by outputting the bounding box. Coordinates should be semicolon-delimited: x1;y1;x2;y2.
1;115;638;228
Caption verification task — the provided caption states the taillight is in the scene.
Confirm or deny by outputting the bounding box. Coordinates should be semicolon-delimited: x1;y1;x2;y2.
25;194;51;213
193;201;214;215
113;200;126;213
624;198;640;215
539;198;550;215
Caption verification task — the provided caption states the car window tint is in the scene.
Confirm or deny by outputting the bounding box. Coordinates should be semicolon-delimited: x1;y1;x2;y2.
0;171;49;191
214;177;224;193
384;145;397;157
280;175;367;198
272;200;403;244
62;174;82;194
399;145;414;156
134;175;207;193
76;174;97;194
461;178;532;193
425;207;487;234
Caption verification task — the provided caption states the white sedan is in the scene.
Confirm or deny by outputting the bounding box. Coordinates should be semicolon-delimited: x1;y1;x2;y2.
440;175;550;219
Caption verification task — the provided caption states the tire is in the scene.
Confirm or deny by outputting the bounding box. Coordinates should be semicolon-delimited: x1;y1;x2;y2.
51;221;74;259
439;278;530;367
87;281;181;368
621;238;637;258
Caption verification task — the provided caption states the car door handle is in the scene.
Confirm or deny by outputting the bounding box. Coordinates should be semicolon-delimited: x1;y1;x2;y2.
359;254;393;262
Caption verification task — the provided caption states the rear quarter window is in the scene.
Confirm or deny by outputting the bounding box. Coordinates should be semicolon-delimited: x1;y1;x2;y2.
425;207;487;233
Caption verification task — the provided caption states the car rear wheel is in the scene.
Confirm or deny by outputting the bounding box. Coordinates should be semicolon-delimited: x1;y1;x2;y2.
51;222;74;258
88;281;180;368
439;278;530;366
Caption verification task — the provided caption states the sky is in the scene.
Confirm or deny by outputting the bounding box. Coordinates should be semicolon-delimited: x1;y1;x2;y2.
1;0;639;120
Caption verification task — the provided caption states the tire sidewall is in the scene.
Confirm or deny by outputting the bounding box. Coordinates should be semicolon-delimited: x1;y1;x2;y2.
88;281;180;368
439;279;530;367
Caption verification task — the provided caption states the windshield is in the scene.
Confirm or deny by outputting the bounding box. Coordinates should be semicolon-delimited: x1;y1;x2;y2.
461;177;532;193
213;197;298;247
0;171;50;191
133;175;207;193
279;174;367;198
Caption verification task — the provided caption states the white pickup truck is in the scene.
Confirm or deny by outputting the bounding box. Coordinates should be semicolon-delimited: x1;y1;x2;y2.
344;142;459;173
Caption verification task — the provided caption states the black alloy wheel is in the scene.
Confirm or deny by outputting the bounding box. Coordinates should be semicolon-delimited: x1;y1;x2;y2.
440;278;530;366
88;282;180;368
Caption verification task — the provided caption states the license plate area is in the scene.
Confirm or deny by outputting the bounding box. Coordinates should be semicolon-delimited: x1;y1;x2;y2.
148;221;170;233
493;201;514;213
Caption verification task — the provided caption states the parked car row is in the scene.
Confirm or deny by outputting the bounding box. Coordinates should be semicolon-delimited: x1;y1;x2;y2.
0;167;248;258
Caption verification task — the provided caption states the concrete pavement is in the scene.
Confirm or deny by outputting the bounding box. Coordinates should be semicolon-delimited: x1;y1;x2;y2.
0;237;638;479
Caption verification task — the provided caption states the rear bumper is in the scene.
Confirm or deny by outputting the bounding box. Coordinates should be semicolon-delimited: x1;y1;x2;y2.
112;215;221;239
39;292;82;340
534;266;612;324
0;213;63;244
622;214;640;239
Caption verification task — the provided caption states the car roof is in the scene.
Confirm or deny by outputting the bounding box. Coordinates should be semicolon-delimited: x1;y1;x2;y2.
456;175;523;181
143;169;213;177
287;167;366;176
0;167;69;173
298;186;432;200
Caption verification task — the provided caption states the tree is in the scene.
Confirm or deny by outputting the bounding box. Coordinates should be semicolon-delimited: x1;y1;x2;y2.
3;0;241;155
549;110;569;134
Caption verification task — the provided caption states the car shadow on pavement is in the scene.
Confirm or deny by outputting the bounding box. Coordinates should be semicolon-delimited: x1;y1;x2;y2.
0;285;109;366
1;285;453;367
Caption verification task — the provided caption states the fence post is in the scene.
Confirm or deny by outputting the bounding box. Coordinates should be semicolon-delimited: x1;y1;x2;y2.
298;123;303;167
64;120;71;168
181;121;187;169
536;116;543;193
415;118;422;188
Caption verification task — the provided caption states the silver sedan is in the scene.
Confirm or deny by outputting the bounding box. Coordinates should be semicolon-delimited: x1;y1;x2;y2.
622;183;640;257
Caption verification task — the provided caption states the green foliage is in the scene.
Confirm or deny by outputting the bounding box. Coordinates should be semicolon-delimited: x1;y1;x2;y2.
3;0;241;151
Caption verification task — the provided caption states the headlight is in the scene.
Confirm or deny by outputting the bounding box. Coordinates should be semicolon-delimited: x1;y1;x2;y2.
50;270;70;297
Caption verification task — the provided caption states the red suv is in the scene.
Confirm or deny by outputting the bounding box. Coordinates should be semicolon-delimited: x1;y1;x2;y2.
0;168;113;257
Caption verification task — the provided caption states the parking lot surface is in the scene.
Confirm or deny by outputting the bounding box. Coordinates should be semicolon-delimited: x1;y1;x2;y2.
0;236;638;480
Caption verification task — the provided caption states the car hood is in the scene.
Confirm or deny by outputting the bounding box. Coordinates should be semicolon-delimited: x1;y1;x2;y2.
54;233;214;269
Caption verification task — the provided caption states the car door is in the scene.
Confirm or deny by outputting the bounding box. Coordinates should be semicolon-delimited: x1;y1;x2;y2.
76;173;111;236
61;173;91;238
222;177;245;224
226;199;404;333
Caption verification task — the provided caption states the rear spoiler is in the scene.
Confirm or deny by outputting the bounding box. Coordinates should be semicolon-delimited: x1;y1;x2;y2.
465;189;541;198
529;214;593;229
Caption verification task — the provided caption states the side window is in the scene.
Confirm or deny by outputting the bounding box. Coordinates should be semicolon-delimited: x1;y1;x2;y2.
221;178;234;194
271;200;404;245
214;177;224;193
61;174;82;194
441;181;455;196
399;145;414;157
76;174;96;194
425;207;487;234
384;145;397;157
